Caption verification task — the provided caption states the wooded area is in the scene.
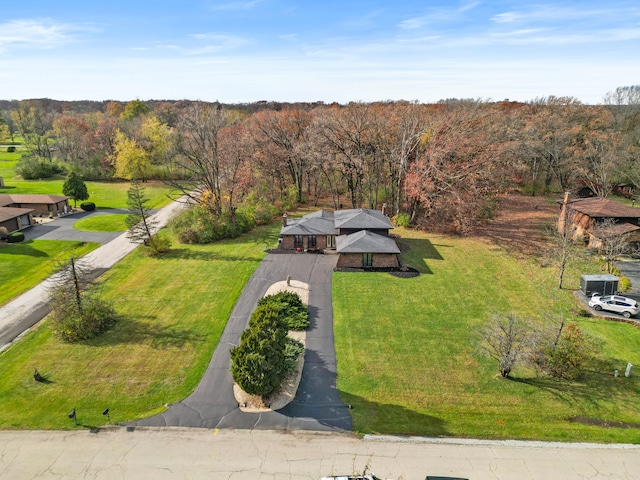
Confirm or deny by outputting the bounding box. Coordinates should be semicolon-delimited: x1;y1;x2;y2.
1;86;639;234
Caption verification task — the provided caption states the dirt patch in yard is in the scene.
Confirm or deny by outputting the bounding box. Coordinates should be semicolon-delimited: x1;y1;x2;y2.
569;416;640;429
473;193;560;256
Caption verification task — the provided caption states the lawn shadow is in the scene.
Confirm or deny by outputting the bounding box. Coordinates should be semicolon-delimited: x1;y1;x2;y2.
510;362;638;412
0;240;48;257
397;238;446;274
337;390;450;437
87;315;205;350
157;248;264;263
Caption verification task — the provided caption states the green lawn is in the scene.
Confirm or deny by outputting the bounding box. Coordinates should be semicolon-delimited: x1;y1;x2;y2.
74;214;127;232
333;228;640;443
0;148;172;209
0;225;279;429
0;240;100;306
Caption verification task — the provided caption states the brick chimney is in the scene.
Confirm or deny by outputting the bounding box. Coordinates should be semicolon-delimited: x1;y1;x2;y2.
282;213;287;227
563;191;571;204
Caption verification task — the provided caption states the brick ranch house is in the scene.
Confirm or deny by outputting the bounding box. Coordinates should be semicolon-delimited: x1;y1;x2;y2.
558;193;640;248
0;194;71;235
279;208;401;268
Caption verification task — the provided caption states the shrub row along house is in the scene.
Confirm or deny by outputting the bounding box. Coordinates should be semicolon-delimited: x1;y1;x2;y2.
279;208;401;268
558;192;640;248
0;194;70;234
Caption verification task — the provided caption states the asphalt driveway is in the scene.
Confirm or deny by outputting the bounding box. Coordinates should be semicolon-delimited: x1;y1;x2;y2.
23;209;129;244
131;253;352;432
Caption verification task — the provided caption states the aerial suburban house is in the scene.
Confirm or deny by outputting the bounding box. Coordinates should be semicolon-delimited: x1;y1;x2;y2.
558;193;640;248
0;194;71;235
279;208;401;268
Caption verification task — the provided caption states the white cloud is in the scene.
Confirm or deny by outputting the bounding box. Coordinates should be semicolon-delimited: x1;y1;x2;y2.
187;33;251;54
491;4;636;24
398;2;481;30
206;0;265;11
0;19;81;52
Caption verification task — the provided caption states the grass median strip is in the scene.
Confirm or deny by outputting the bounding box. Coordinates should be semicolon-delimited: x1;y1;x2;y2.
0;225;278;429
74;214;128;232
333;228;640;443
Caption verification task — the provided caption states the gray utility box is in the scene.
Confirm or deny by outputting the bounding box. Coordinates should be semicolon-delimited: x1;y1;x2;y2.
580;274;619;296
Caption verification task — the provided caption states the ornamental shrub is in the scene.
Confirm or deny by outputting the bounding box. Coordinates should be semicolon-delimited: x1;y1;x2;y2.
15;157;64;179
258;291;309;330
7;146;16;152
49;291;118;343
230;304;288;396
7;231;25;243
80;202;96;211
169;205;255;244
147;233;171;256
395;213;411;228
283;337;304;373
619;276;631;292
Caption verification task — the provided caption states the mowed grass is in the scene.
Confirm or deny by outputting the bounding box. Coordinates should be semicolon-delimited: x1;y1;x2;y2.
0;148;172;209
333;228;640;443
0;225;279;429
74;214;127;232
0;240;99;306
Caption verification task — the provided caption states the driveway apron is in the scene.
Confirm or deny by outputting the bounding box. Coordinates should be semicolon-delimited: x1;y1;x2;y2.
132;253;352;432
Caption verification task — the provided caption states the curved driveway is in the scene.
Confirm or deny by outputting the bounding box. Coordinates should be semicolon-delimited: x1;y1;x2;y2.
132;253;352;432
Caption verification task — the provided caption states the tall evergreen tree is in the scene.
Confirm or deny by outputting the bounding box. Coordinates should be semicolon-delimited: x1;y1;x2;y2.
125;180;157;245
62;171;89;207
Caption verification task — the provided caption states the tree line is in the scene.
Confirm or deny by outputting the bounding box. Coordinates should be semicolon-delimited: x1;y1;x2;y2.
2;87;639;234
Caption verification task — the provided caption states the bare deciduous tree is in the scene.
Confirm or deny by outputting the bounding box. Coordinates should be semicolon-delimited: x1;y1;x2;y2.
591;218;635;273
480;313;531;378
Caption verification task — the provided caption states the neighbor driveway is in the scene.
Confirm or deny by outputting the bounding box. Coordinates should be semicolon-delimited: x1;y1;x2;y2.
132;253;352;432
23;209;129;244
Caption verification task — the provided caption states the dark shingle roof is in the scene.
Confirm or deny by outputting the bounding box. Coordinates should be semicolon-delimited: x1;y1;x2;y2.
567;197;640;218
0;206;35;223
333;208;393;230
281;209;338;236
0;194;70;206
336;230;400;254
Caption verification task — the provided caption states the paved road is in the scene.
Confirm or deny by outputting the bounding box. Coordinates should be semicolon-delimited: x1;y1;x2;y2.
615;258;640;298
1;428;638;480
0;202;184;350
132;253;351;432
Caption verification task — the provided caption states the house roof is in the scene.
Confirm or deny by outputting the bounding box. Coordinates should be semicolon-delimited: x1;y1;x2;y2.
0;206;35;223
336;230;401;254
565;197;640;218
281;209;338;236
0;194;13;207
334;208;394;230
0;194;70;205
592;222;640;238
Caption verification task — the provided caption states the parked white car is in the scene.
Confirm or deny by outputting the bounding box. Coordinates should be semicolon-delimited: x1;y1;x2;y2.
588;294;639;318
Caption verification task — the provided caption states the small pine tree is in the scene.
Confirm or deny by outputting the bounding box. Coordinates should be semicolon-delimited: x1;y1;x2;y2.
62;171;89;207
126;181;157;246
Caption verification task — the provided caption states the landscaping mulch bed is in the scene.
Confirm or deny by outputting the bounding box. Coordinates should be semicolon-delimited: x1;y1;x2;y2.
569;416;640;429
335;266;420;278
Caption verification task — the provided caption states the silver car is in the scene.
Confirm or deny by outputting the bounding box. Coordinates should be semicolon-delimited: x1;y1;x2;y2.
588;294;639;318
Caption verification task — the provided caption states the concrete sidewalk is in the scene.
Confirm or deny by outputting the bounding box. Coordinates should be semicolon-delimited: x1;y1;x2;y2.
0;200;185;350
0;428;637;480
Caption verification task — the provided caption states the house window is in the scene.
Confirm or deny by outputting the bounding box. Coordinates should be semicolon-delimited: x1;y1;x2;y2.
294;235;303;249
326;235;335;248
362;253;373;267
308;235;317;249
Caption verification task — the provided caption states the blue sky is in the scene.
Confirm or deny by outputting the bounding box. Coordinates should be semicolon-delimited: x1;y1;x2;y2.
1;1;639;104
